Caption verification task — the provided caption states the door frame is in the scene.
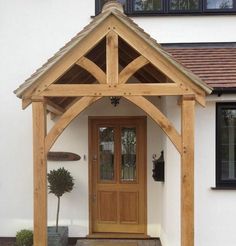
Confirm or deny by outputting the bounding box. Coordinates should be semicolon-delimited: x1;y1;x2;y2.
88;116;147;237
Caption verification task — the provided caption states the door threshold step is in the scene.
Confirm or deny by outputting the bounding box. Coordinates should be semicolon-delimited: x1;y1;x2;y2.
76;239;161;246
87;233;149;239
77;242;137;246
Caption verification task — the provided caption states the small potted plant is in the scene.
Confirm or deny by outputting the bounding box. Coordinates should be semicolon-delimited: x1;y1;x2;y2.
47;167;74;246
16;229;33;246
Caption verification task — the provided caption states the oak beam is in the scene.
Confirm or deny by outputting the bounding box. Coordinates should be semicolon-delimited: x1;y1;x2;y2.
119;56;149;84
41;83;192;97
124;96;182;153
22;98;32;110
45;96;101;152
181;96;195;246
76;57;106;84
106;31;119;84
32;100;47;246
46;99;65;116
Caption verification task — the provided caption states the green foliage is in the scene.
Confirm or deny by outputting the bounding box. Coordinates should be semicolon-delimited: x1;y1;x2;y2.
48;167;75;231
16;229;33;246
47;167;74;198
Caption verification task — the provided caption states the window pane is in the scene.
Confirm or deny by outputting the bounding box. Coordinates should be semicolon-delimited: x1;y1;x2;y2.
100;0;127;11
134;0;162;12
206;0;233;9
99;127;115;181
220;109;236;181
169;0;200;11
121;128;137;181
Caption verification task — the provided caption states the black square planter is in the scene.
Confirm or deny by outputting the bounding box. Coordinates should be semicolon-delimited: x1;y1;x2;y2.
48;226;68;246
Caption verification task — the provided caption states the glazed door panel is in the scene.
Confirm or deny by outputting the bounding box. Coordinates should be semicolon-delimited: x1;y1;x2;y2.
89;117;147;234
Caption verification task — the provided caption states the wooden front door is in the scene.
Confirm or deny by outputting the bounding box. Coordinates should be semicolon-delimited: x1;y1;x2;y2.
89;117;147;235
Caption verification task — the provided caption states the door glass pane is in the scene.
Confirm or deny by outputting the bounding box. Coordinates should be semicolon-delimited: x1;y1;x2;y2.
220;109;236;181
99;127;115;181
121;128;137;181
206;0;233;9
134;0;162;11
169;0;200;11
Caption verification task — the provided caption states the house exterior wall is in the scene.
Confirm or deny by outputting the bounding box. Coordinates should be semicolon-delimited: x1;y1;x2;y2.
1;0;236;245
161;96;181;246
161;95;236;246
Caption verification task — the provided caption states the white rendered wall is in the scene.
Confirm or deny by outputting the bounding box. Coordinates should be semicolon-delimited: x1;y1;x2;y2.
195;98;236;246
160;96;181;246
133;16;236;43
1;0;236;243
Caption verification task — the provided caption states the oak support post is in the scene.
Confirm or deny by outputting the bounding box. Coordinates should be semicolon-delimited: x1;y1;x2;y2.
181;96;195;246
106;30;118;84
32;99;47;246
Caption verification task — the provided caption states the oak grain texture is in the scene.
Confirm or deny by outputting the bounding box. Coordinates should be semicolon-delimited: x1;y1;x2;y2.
32;101;47;246
181;97;195;246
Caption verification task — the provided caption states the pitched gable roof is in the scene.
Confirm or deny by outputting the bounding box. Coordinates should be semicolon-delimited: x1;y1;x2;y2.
14;1;212;100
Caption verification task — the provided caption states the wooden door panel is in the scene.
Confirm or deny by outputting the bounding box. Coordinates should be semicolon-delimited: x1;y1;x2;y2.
98;191;117;223
90;117;147;236
120;192;139;224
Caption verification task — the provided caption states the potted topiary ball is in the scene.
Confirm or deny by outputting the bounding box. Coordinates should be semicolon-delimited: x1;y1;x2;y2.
47;167;74;246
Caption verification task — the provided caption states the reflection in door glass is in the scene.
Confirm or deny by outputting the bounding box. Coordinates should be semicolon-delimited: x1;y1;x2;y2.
99;127;114;181
121;128;136;181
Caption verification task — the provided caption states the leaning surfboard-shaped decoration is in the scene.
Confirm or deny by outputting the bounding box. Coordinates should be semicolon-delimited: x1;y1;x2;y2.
47;152;81;161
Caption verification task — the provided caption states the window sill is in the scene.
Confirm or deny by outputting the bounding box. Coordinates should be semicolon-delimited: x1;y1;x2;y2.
92;12;236;18
211;187;236;190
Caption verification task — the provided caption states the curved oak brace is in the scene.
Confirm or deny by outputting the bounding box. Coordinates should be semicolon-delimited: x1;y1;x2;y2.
76;57;106;84
124;96;182;153
45;96;102;152
119;56;149;84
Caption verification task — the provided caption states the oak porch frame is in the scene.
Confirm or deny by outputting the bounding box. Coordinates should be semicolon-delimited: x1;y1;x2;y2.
32;94;195;246
28;19;205;246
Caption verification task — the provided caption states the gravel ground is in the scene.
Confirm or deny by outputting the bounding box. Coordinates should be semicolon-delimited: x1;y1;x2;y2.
0;239;15;246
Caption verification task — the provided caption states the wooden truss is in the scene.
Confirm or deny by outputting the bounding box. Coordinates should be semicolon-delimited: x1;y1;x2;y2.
17;13;211;246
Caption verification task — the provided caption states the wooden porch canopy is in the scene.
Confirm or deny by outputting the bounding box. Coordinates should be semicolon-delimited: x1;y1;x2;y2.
14;1;212;246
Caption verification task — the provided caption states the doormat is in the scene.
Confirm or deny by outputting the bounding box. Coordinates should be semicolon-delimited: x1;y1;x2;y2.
76;239;161;246
87;243;137;246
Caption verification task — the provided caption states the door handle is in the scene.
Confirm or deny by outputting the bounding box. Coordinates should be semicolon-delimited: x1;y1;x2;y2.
93;155;97;161
92;194;96;203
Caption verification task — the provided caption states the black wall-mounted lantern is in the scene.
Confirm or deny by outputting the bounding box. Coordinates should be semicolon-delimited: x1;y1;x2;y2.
110;96;121;107
152;151;165;182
